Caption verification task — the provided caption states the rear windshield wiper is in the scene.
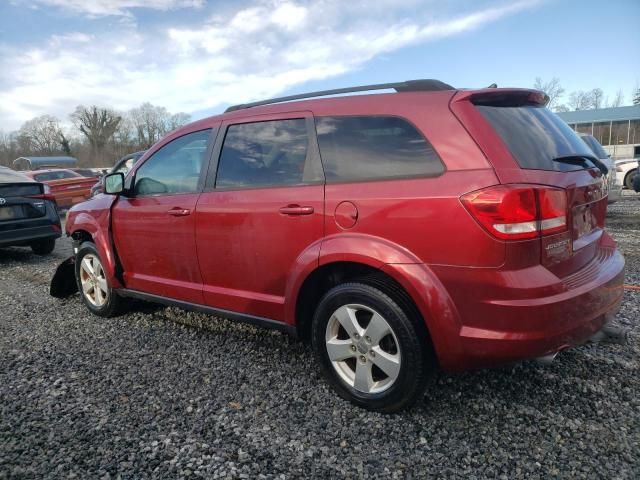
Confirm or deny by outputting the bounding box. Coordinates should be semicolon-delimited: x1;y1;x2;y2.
552;155;608;175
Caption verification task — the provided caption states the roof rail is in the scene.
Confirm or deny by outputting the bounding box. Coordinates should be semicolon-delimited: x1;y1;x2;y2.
224;79;454;113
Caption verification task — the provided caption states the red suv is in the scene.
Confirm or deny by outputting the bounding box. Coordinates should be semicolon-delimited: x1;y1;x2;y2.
60;80;625;412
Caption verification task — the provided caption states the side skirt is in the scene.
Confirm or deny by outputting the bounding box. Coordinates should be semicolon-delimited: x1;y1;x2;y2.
117;288;297;338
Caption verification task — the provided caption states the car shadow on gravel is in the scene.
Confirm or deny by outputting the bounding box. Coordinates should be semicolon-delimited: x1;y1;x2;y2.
0;246;40;263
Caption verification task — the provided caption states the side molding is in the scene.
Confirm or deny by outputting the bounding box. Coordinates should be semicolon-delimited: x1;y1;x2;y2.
118;289;296;336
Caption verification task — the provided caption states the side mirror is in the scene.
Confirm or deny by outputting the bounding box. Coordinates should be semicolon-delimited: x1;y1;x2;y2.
104;172;124;195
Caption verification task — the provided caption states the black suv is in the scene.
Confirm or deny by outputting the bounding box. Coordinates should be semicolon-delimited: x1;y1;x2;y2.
0;166;61;254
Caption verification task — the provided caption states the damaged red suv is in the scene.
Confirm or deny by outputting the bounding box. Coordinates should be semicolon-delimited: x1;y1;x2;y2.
56;80;625;412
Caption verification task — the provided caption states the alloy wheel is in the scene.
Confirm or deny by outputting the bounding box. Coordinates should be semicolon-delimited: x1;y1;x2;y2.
325;303;401;394
79;253;109;307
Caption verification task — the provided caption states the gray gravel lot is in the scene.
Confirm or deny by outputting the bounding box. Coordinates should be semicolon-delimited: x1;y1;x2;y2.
1;194;639;479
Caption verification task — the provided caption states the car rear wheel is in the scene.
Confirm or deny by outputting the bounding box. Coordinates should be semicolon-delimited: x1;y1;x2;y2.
30;238;56;255
311;282;433;412
624;169;637;190
75;241;127;317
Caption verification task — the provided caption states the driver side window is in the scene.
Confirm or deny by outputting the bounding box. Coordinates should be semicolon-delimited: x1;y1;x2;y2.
134;129;212;196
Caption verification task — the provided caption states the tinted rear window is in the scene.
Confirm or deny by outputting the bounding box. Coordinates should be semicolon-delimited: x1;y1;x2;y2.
315;116;444;183
580;135;609;160
476;105;597;171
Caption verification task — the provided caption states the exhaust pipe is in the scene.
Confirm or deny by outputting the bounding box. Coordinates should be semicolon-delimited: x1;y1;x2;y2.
534;352;558;366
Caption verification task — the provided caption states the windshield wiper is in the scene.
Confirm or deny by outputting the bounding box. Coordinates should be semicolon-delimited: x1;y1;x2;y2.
552;155;608;175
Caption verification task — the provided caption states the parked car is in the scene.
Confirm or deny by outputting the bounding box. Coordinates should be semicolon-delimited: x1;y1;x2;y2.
578;133;622;202
57;80;625;412
23;169;97;209
70;168;99;179
89;151;146;198
615;158;638;190
0;166;61;254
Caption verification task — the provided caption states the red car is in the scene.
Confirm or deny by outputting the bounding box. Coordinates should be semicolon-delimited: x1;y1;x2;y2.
24;169;96;209
59;80;625;412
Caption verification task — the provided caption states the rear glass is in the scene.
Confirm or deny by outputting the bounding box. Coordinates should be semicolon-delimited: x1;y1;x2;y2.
476;105;597;171
0;183;42;197
33;170;80;181
580;134;609;160
315;116;444;183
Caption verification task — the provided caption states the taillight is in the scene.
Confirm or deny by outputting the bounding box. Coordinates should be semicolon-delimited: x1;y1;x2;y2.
30;184;57;203
461;185;567;240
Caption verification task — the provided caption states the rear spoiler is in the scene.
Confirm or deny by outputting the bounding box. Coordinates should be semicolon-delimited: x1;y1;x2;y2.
452;88;549;107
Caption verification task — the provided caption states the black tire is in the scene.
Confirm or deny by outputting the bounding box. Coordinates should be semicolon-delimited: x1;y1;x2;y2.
311;282;434;413
30;238;56;255
75;241;127;317
624;169;637;190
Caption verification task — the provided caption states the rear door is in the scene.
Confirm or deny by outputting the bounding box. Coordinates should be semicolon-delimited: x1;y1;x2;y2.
195;112;324;320
111;129;214;304
451;90;608;276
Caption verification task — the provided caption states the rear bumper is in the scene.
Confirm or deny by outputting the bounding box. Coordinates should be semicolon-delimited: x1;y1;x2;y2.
432;244;625;372
0;203;62;247
0;225;61;247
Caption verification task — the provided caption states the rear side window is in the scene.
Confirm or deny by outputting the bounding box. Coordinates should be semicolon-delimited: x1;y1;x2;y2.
476;105;597;171
216;119;320;189
315;116;444;183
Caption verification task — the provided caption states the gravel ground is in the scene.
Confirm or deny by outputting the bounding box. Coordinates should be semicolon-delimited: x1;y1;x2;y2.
1;194;639;479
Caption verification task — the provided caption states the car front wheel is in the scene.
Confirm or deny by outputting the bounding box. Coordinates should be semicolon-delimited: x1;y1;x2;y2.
312;282;433;412
75;241;127;317
624;169;637;190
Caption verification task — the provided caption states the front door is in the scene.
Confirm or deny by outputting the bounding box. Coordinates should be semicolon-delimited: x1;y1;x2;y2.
195;114;324;321
112;128;214;304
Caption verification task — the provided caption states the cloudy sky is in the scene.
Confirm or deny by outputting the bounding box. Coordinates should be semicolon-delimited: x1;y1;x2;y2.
0;0;638;132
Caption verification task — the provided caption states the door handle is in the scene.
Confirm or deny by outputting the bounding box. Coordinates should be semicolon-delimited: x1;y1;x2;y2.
167;207;191;217
279;205;314;216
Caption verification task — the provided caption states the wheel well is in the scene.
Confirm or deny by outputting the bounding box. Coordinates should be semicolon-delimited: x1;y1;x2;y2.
624;168;637;184
71;230;92;245
295;262;430;346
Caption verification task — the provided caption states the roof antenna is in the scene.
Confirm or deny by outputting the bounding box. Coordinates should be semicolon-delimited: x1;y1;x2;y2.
487;83;497;88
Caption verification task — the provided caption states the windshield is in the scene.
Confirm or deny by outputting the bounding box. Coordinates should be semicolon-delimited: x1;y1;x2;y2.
476;104;597;171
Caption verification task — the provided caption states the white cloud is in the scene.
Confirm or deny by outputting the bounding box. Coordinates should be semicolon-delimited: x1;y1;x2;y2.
0;0;540;131
20;0;204;17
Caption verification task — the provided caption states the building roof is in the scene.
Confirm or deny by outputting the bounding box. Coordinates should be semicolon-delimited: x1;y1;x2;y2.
557;105;640;124
13;156;78;169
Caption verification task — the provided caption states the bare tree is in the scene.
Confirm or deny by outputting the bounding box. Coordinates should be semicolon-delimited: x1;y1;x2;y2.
608;89;625;108
634;87;640;106
567;90;594;111
168;112;191;131
534;77;565;110
591;88;604;109
16;115;65;155
0;130;20;167
128;103;191;148
71;106;122;163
